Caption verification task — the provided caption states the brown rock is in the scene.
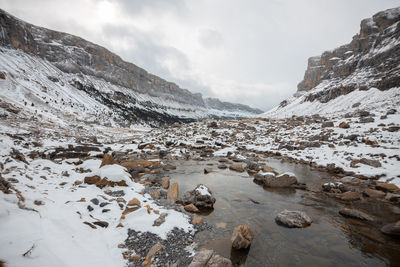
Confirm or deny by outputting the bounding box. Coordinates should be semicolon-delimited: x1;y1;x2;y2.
83;221;97;229
363;188;385;198
151;191;160;199
339;208;374;221
120;160;163;170
207;254;233;267
229;164;244;172
100;153;115;168
376;183;400;193
84;175;101;184
184;203;199;213
192;216;203;224
93;221;109;228
167;182;179;203
231;225;254;249
264;173;297;187
339;121;350;128
336;191;361;201
145;204;151;214
142;243;163;267
127;198;141;207
162;177;170;189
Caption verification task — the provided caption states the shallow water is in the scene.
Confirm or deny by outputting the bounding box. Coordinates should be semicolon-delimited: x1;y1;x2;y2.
168;158;400;266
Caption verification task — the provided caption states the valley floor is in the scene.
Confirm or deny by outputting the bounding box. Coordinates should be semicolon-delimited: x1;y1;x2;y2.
0;98;400;266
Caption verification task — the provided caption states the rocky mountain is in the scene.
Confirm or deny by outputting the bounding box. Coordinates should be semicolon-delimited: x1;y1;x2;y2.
0;8;261;126
265;7;400;118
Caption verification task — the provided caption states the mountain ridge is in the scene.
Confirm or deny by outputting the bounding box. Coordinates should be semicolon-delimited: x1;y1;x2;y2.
0;8;262;126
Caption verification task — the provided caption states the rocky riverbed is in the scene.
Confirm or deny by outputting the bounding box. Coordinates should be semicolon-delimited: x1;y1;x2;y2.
1;105;400;266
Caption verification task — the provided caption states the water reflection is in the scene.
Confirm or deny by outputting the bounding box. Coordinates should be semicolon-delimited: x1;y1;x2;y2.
167;159;400;266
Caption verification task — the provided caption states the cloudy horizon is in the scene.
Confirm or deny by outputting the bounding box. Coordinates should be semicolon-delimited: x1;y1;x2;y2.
0;0;398;111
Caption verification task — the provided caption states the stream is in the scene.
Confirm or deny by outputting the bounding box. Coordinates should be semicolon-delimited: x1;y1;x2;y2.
168;158;400;266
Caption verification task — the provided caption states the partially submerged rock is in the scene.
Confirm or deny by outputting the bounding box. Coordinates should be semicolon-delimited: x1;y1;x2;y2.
275;210;312;228
231;225;254;249
339;208;374;221
178;184;216;209
167;182;179;204
264;172;297;187
381;221;400;237
189;249;232;267
229;164;244;172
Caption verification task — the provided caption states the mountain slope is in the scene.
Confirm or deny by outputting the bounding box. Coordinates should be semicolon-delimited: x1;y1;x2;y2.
264;7;400;118
0;9;262;126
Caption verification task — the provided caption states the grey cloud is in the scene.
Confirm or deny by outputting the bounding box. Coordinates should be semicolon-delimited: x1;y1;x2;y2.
198;29;224;49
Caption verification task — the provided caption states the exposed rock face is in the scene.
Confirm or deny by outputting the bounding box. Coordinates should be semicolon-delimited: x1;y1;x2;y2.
275;210;312;228
297;7;400;102
0;8;261;125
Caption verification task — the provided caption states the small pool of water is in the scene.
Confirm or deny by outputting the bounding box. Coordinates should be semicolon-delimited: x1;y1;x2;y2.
168;158;400;266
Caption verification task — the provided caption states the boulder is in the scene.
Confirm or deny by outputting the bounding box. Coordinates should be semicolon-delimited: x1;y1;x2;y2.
322;182;347;193
231;225;254;249
381;221;400;236
275;210;312;228
264;172;297;187
167;182;179;204
339;208;374;221
376;183;400;193
363;188;385;198
189;249;232;267
229;164;244;172
178;184;216;209
359;158;381;168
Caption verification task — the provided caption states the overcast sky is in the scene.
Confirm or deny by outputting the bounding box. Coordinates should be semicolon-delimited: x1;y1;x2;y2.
1;0;399;110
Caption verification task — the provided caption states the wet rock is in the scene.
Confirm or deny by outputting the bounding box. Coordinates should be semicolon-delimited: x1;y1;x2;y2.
363;188;385;198
231;225;254;249
167;182;179;204
229;164;244;172
381;221;400;237
264;172;297;187
339;208;374;221
385;193;400;203
336;191;361;201
93;221;109;228
162;177;170;189
275;210;312;228
246;162;259;171
184;204;199;213
143;243;163;266
178;184;216;209
261;165;275;173
376;183;400;193
208;254;233;267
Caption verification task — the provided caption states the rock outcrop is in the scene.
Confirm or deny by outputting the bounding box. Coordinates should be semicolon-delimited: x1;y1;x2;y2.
297;7;400;101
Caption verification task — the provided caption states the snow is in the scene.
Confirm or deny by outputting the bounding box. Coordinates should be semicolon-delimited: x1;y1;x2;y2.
195;185;211;196
96;164;131;183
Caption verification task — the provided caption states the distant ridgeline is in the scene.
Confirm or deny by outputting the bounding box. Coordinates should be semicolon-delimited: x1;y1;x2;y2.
0;8;262;126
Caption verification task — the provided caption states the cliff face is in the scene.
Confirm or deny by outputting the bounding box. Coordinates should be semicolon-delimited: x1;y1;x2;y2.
204;97;263;115
0;9;261;125
297;7;400;103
